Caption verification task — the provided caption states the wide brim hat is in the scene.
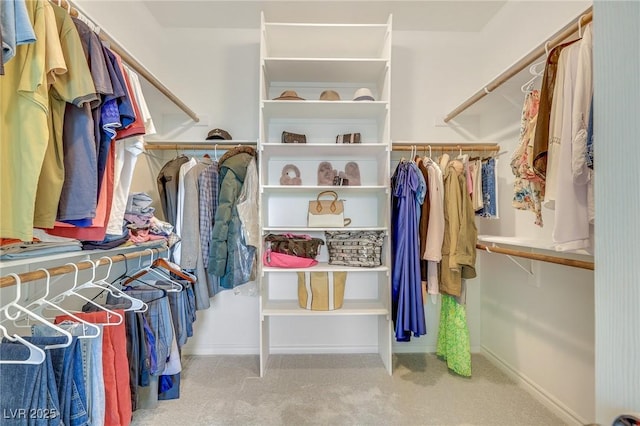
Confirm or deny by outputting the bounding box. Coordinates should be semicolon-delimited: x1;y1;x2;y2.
319;90;341;101
206;128;232;140
273;90;305;100
353;88;375;101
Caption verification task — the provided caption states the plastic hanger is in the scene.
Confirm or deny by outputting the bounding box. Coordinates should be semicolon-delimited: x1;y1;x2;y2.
1;273;73;350
92;257;148;312
50;264;124;326
14;269;101;340
0;323;46;365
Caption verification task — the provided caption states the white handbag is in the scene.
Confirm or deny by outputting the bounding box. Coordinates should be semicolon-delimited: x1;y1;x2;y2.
307;191;351;228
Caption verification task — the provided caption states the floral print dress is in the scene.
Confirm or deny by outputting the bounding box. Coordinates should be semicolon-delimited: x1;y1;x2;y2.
511;90;545;226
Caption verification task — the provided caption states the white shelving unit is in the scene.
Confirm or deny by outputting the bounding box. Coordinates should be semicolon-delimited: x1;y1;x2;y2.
258;13;393;376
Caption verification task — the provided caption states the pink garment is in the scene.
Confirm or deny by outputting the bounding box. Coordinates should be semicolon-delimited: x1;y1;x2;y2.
128;228;166;243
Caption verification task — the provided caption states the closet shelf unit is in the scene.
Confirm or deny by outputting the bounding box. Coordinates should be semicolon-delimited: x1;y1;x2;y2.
258;13;393;377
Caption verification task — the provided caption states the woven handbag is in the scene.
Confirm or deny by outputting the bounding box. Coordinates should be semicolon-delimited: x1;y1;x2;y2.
325;230;384;267
263;233;324;259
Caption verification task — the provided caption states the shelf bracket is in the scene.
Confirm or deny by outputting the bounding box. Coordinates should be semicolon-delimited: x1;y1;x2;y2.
485;244;533;275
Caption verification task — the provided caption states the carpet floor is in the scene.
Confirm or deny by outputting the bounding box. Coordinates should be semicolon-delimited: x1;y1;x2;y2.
130;353;567;425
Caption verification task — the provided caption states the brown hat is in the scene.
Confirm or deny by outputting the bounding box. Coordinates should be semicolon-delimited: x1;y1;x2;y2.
319;90;341;101
206;128;232;140
273;90;305;101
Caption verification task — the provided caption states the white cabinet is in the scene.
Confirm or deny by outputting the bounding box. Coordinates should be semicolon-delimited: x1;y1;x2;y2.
258;13;393;376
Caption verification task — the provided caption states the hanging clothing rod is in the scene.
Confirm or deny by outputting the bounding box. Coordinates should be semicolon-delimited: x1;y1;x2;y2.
0;246;168;288
50;0;199;123
392;142;500;152
444;6;593;123
144;142;257;151
476;243;594;271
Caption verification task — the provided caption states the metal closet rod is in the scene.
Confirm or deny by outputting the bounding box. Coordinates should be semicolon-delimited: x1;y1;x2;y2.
392;142;500;152
444;6;593;123
476;243;594;271
0;246;167;288
50;0;199;123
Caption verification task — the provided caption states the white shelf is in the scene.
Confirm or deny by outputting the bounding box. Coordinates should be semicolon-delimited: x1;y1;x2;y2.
262;262;389;273
262;100;388;119
264;23;389;59
262;185;388;194
478;235;594;257
262;299;388;317
260;142;387;156
264;58;388;83
263;226;387;233
0;243;168;270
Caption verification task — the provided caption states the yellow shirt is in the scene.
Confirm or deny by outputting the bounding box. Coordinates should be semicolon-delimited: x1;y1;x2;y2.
33;2;97;228
0;0;48;241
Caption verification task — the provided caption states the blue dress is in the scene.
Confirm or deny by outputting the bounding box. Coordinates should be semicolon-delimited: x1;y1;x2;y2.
391;161;426;341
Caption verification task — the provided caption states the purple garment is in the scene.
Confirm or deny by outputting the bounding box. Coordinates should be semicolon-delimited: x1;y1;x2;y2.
391;161;426;342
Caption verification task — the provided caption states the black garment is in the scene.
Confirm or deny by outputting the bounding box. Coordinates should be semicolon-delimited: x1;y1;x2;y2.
157;155;189;226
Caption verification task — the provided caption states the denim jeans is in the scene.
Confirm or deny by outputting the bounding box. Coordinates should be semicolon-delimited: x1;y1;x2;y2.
23;335;88;426
33;322;105;426
121;287;173;376
479;158;498;218
155;280;188;348
0;341;62;426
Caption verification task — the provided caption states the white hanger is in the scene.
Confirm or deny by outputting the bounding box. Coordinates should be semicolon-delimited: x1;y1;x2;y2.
1;273;73;350
521;59;545;93
14;269;101;340
0;323;46;365
93;257;148;312
51;263;124;326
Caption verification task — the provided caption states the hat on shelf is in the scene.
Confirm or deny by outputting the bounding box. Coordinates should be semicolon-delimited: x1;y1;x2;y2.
352;88;375;101
319;90;341;101
206;128;232;140
273;90;305;100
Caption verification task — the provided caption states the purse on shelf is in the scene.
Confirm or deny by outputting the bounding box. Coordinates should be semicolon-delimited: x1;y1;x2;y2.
297;271;347;311
308;190;351;228
282;131;307;144
335;133;361;144
264;233;324;259
262;244;318;268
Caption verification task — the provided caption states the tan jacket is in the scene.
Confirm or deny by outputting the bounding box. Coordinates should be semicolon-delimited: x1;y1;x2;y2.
439;160;477;297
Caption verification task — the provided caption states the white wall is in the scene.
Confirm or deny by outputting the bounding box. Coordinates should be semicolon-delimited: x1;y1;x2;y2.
593;1;640;424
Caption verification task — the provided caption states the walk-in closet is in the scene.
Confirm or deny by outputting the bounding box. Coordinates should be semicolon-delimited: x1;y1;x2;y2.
1;1;638;425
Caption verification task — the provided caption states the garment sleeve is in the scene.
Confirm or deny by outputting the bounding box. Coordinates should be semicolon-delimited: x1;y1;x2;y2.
180;168;201;270
445;168;462;272
208;170;240;276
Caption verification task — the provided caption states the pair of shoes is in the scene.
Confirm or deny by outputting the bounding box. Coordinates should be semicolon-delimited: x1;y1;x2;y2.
316;161;361;186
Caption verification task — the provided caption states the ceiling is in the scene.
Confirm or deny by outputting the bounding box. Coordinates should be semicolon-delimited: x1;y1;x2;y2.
142;1;506;31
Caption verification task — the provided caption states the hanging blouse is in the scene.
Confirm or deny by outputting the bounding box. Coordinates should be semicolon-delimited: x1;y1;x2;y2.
511;89;545;226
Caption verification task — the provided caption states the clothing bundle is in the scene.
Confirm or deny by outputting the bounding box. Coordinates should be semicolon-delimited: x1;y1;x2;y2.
156;145;259;308
1;0;156;246
391;152;481;377
513;23;594;252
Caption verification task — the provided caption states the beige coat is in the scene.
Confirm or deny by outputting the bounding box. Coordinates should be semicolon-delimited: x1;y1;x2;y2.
439;160;477;297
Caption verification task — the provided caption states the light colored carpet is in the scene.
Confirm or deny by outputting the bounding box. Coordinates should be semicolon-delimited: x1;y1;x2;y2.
130;353;567;426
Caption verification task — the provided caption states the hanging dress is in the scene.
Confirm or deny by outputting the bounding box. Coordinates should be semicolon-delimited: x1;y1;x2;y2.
391;161;426;342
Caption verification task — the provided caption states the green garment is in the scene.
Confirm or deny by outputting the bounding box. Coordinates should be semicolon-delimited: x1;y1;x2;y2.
436;294;471;377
